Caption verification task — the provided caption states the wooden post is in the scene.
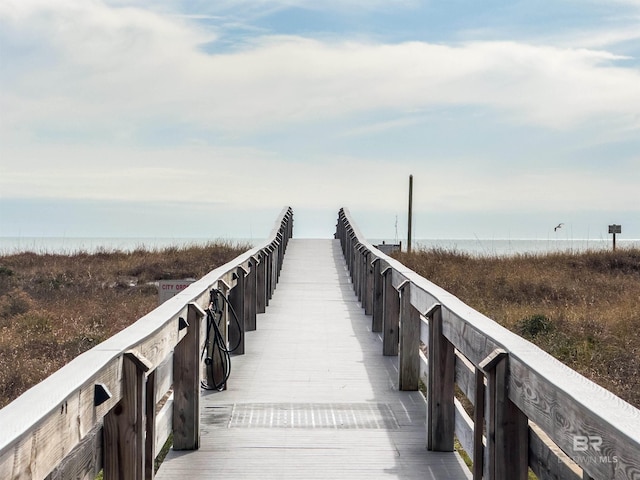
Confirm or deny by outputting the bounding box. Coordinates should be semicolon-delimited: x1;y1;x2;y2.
480;349;528;480
228;267;246;355
144;369;156;480
173;303;204;450
372;258;383;333
103;351;152;480
246;257;258;331
206;281;229;390
265;246;273;305
407;174;413;253
472;368;486;480
427;305;455;451
364;251;373;316
398;282;420;390
382;267;399;356
256;252;266;314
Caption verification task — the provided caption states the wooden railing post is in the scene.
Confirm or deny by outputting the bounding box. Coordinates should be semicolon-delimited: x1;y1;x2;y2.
265;245;274;306
145;369;156;480
358;245;366;304
354;243;362;300
372;258;383;332
427;305;455;451
104;351;152;480
173;303;205;450
382;267;399;356
206;280;229;390
480;349;528;480
398;281;420;390
363;251;373;316
228;267;246;355
256;251;266;314
246;256;258;331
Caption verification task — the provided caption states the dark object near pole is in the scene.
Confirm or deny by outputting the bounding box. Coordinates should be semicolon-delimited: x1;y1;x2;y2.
407;175;413;253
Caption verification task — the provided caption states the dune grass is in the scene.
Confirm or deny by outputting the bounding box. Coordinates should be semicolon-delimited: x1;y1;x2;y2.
393;247;640;408
0;242;248;408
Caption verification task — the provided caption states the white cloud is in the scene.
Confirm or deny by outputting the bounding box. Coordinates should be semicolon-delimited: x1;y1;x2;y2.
2;1;640;143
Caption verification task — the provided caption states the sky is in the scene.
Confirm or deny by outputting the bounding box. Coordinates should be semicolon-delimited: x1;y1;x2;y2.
1;0;639;241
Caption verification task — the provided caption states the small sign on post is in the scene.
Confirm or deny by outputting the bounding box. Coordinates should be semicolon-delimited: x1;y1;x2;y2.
158;279;196;305
608;224;621;251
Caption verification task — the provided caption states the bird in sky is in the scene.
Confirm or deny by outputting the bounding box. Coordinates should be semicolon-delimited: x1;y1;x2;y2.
554;223;564;232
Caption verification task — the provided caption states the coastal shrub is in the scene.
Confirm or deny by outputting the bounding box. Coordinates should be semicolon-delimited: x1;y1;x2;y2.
0;241;248;408
393;247;640;408
516;314;554;338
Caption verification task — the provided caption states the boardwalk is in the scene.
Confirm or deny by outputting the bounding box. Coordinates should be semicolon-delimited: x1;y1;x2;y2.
155;239;471;479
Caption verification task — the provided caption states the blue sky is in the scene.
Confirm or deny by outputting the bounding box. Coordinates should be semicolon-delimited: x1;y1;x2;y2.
1;0;639;241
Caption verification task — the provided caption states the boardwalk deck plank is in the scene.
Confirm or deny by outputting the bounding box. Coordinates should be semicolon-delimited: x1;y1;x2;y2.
155;239;471;480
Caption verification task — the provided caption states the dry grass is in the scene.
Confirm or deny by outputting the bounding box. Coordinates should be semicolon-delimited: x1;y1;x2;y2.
0;242;248;408
393;247;640;408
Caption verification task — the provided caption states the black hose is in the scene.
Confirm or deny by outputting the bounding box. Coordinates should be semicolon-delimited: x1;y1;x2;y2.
201;288;242;391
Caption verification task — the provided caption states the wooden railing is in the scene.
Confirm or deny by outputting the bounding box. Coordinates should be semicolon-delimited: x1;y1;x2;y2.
0;207;294;480
336;207;640;480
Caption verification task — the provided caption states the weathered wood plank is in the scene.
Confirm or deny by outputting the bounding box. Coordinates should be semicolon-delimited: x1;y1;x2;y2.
454;398;475;460
155;238;471;480
104;351;151;480
371;258;384;333
399;282;420;391
172;303;204;450
428;305;455;452
45;423;103;480
529;422;581;480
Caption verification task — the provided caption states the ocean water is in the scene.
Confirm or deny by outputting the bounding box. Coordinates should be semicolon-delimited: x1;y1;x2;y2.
1;236;638;256
0;237;258;255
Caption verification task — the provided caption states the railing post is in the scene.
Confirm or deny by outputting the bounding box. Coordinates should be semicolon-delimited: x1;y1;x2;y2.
246;256;258;331
364;251;373;316
427;305;455;451
173;303;205;450
480;349;528;480
372;258;383;332
256;251;266;314
145;368;156;480
382;267;399;356
358;245;366;304
228;266;246;355
398;281;420;390
265;245;273;305
271;241;279;297
205;280;229;390
104;351;152;480
353;243;362;299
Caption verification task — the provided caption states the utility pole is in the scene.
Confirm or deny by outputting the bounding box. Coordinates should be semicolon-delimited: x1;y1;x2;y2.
407;175;413;253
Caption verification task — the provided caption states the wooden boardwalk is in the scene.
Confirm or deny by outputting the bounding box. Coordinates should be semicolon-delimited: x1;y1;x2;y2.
155;239;471;480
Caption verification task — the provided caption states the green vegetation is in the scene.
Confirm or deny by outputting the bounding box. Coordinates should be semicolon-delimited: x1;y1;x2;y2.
0;242;248;408
393;247;640;409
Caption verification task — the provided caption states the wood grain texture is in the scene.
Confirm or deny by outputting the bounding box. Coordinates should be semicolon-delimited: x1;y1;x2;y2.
338;207;640;480
173;304;203;451
382;268;400;356
155;239;471;480
399;283;420;391
0;207;294;480
427;306;455;452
